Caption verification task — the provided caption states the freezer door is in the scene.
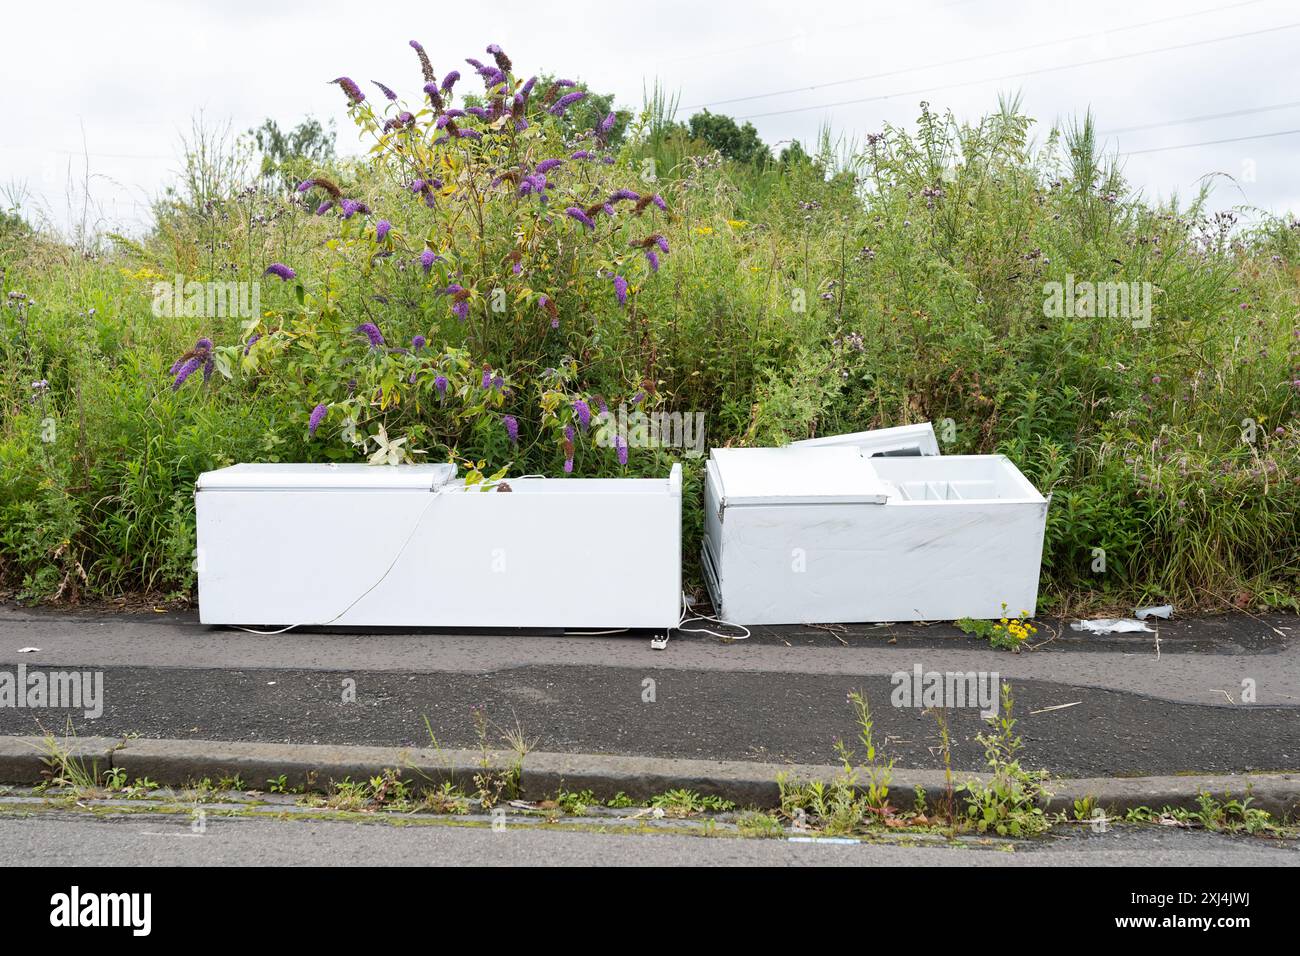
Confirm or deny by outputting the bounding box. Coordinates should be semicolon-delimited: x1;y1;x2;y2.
709;447;892;506
791;422;941;457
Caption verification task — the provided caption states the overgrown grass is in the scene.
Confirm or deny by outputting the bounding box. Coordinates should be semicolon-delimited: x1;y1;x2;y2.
0;46;1296;611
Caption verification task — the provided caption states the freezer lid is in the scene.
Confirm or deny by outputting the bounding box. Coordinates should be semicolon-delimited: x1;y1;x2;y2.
710;447;892;505
196;462;457;492
791;422;941;457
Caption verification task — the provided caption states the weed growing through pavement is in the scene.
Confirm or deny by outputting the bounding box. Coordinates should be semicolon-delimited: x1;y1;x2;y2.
649;789;736;816
960;683;1051;836
956;604;1038;651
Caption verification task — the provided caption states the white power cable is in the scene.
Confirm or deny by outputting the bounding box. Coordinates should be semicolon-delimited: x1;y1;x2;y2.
232;488;444;636
675;591;751;641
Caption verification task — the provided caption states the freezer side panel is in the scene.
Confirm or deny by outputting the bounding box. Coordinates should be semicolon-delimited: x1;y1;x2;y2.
196;489;432;626
197;487;682;628
712;501;1046;624
386;490;680;628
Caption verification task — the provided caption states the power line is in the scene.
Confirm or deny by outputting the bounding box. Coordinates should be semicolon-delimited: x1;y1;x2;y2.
1118;127;1300;155
655;0;986;66
736;20;1300;120
683;0;1267;112
1099;100;1300;135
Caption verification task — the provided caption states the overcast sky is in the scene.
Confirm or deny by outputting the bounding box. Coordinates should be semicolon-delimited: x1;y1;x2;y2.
4;0;1298;235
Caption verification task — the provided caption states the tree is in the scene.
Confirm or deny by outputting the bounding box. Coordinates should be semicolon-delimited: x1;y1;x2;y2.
248;117;336;192
686;110;770;165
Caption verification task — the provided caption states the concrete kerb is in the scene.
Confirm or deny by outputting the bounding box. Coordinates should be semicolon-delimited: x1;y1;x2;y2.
1;736;1296;819
0;735;120;785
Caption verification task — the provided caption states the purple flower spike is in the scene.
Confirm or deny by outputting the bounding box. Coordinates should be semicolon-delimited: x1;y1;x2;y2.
441;70;460;92
376;220;391;242
308;403;327;437
570;150;594;160
654;235;670;253
410;40;435;83
170;338;214;390
434;374;448;397
331;77;365;106
411;335;426;351
613;275;628;306
482;370;493;389
172;357;202;390
646;249;659;272
357;322;385;348
599;112;616;134
652;194;667;211
615;434;628;466
452;300;469;320
339;198;370;219
373;80;398;101
420;249;436;273
456;128;482;140
263;263;296;281
564;458;574;474
573;399;591;431
243;333;260;355
503;414;519;445
565;207;595;230
549;91;587;116
535;158;562;174
296;179;314;193
315;200;335;216
611;189;639;202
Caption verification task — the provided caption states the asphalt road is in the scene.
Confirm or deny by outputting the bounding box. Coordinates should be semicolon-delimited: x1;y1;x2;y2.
1;606;1296;777
0;811;1294;866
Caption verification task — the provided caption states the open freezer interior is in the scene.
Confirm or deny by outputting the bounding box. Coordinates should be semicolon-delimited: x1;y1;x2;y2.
869;455;1044;503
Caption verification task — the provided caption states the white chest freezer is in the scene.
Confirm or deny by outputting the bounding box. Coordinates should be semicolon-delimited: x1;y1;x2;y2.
195;462;682;629
701;441;1048;624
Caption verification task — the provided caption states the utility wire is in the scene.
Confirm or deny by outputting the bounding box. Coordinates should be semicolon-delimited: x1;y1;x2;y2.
656;0;986;66
683;0;1267;112
736;20;1300;120
1099;100;1300;135
1118;127;1300;155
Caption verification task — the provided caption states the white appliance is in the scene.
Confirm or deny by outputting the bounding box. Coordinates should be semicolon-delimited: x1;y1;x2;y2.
701;430;1049;624
195;462;682;629
792;422;941;457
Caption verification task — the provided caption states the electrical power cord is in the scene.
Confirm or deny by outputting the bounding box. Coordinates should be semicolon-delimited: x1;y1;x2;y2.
231;488;445;635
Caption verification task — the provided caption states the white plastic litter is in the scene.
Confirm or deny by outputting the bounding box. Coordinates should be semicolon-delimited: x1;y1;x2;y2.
1070;619;1155;634
1134;604;1174;620
17;647;39;653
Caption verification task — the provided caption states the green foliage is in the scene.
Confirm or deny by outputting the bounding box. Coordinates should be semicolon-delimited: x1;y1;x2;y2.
685;110;770;165
0;43;1295;611
649;789;736;815
777;690;898;835
955;604;1038;650
960;684;1052;836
